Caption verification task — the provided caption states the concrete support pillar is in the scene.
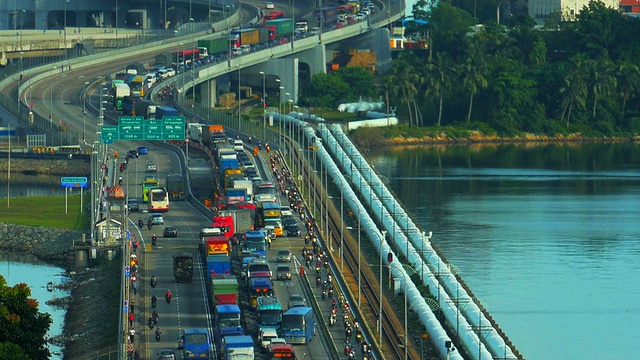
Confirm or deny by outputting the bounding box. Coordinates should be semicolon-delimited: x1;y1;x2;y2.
200;78;218;108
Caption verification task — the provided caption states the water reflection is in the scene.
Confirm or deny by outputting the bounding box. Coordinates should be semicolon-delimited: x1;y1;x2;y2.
0;173;68;198
0;252;68;359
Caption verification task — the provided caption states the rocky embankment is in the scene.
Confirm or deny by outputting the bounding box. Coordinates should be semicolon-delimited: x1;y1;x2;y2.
0;158;90;175
0;223;120;360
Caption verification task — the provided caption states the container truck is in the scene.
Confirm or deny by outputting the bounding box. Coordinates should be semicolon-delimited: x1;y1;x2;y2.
265;18;294;37
198;38;228;56
173;252;194;283
228;28;270;48
216;144;235;159
189;123;205;142
314;6;339;24
211;275;239;304
134;99;156;119
221;335;254;360
207;254;232;277
155;106;180;118
225;189;247;204
220;158;240;172
202;235;230;257
218;209;254;236
231;179;254;201
112;83;130;111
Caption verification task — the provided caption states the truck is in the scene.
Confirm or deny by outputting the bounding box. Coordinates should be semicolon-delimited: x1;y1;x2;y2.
112;82;130;111
166;174;186;201
231;179;254;201
128;75;146;97
207;254;232;277
216;144;235;159
154;53;172;69
198;38;228;56
211;274;239;305
314;6;339;25
225;189;247;204
228;28;270;48
223;168;243;189
134;99;156;119
155;105;180;118
203;235;230;257
220;158;240;172
221;335;254;360
189;123;205;142
173;252;194;283
216;209;254;242
265;18;294;37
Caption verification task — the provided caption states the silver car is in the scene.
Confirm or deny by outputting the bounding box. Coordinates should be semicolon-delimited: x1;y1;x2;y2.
276;250;292;262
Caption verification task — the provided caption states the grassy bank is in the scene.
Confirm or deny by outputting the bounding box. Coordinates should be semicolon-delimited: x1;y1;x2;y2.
0;195;90;229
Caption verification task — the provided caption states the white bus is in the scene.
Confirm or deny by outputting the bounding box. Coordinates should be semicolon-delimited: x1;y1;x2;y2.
149;187;169;212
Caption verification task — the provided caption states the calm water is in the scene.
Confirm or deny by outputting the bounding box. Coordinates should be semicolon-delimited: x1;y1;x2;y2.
0;252;68;359
367;143;640;359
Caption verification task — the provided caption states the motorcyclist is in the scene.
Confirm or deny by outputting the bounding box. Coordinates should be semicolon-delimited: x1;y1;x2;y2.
152;234;157;246
151;295;157;308
152;310;159;324
138;218;144;228
118;176;123;185
150;276;157;288
165;290;172;303
155;327;162;341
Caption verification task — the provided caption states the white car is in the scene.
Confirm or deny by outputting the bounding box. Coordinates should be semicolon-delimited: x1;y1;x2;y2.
150;213;164;225
355;13;366;21
165;68;176;77
265;2;275;9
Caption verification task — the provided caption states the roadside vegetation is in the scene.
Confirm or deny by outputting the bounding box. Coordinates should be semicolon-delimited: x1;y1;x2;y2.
0;195;90;229
297;1;640;141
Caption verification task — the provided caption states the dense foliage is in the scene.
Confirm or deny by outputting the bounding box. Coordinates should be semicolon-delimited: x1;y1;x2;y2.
0;275;52;359
301;0;640;137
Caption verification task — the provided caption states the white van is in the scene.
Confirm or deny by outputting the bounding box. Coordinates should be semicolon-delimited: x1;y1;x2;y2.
233;139;244;151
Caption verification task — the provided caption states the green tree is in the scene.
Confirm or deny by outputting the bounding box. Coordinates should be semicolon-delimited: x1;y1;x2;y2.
391;58;421;126
589;59;617;120
0;275;52;360
335;67;376;99
560;71;588;128
428;2;475;60
616;61;640;123
425;52;453;126
302;73;351;108
460;50;488;123
575;1;627;60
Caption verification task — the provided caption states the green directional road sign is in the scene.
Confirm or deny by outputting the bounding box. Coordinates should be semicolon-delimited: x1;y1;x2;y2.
162;116;186;140
145;119;163;140
101;126;119;141
118;116;144;126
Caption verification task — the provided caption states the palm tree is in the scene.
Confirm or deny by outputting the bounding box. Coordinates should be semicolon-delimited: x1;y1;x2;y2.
590;59;617;120
560;55;589;127
616;61;640;123
425;53;452;126
391;58;419;126
461;52;488;124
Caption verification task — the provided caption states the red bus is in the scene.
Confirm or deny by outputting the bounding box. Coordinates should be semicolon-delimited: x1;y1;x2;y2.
263;10;285;23
172;49;200;67
337;4;355;15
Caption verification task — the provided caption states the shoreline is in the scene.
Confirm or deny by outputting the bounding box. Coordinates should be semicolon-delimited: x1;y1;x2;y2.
0;223;120;360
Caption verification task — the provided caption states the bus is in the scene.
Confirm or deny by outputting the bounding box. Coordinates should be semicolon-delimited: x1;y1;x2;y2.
263;10;285;22
257;296;283;331
243;231;267;257
149;187;169;212
248;277;273;309
166;174;186;200
181;328;211;359
281;307;315;344
256;202;283;237
142;176;159;202
214;304;243;340
172;49;200;68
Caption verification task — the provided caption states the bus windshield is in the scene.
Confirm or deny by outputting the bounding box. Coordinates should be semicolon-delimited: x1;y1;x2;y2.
151;190;167;201
258;309;282;325
246;241;266;251
185;333;208;344
249;264;270;273
282;316;304;330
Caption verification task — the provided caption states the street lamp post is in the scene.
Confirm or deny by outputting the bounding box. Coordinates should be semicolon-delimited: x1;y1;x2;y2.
64;0;69;61
379;230;387;347
82;81;89;143
237;65;241;132
260;71;266;140
49;66;56;126
357;208;361;307
339;177;344;273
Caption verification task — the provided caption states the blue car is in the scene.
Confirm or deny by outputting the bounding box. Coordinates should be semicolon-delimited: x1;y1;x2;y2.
137;146;148;155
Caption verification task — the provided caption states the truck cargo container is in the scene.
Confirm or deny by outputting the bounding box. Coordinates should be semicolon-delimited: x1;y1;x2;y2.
203;235;230;256
216;209;254;243
207;254;232;277
228;28;270;48
220;158;240;172
155;105;180;118
225;188;247;204
265;18;294;37
211;275;239;304
198;38;229;56
231;179;254;201
112;83;130;111
314;6;339;24
221;335;254;360
173;252;194;283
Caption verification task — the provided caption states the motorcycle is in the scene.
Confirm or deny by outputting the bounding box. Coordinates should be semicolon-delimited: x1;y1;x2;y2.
329;314;336;327
165;292;172;304
155;329;162;342
150;276;157;288
151;295;157;308
138;219;144;228
316;276;321;287
152;235;157;247
348;349;356;359
148;318;154;330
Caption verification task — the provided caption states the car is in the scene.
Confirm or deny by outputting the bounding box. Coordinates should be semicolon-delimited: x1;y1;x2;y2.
265;2;275;9
150;213;164;225
137;146;148;155
240;158;253;167
276;264;292;280
286;224;301;237
276;250;292;262
163;226;178;238
127;149;139;159
335;21;346;29
280;206;294;216
245;169;258;178
146;161;157;172
283;217;297;227
288;294;306;308
127;199;140;212
355;13;366;21
165;68;176;77
157;350;177;360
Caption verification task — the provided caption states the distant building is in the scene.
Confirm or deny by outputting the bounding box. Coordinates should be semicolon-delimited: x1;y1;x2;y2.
619;0;640;13
528;0;619;21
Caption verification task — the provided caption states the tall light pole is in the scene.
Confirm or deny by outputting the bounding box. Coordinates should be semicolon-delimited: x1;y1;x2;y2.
357;208;361;307
260;71;266;140
115;0;118;46
49;66;56;126
64;0;69;61
237;65;241;132
82;81;89;143
379;230;387;347
339;177;344;273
